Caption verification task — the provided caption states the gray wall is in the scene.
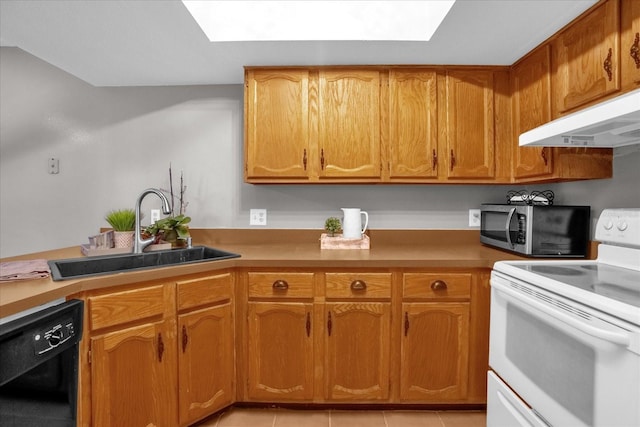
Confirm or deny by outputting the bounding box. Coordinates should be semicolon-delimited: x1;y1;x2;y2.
1;47;639;257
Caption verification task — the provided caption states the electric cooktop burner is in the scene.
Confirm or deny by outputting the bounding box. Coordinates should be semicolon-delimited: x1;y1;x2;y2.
513;263;640;309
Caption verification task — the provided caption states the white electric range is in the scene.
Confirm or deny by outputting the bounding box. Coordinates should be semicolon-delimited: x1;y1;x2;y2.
487;208;640;427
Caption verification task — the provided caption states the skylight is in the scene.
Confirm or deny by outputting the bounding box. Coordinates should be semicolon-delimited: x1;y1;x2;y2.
181;1;456;42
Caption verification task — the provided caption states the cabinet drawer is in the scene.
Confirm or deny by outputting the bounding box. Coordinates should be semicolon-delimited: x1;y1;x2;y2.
325;273;391;299
403;273;471;300
177;273;233;311
89;284;166;330
248;272;314;298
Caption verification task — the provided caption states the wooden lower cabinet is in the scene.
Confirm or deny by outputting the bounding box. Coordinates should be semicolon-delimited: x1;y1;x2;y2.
238;269;488;405
176;273;235;426
246;302;314;401
79;266;490;423
398;271;487;404
91;319;178;427
400;303;470;401
178;302;234;426
325;302;391;401
77;272;235;427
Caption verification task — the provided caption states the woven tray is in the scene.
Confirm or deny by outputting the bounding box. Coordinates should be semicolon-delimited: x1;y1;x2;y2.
320;233;370;250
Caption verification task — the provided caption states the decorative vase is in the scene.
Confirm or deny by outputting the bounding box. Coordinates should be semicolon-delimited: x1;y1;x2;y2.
113;231;134;248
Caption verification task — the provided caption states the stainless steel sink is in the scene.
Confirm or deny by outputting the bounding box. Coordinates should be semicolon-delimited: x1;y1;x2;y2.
48;246;240;281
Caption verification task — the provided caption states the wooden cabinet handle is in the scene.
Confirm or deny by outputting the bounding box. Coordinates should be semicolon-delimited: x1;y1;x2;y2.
272;279;289;291
306;312;311;337
431;280;448;291
303;149;308;171
404;312;410;337
631;33;640;69
157;332;165;362
541;147;548;166
432;149;438;170
181;325;188;353
603;47;613;81
320;149;325;170
350;279;367;291
450;150;456;171
327;311;332;336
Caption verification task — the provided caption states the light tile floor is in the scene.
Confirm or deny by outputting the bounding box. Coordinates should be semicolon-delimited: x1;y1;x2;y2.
194;407;486;427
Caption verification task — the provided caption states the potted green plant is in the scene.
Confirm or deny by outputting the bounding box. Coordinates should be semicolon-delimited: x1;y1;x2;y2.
105;209;136;248
324;217;342;237
144;214;191;247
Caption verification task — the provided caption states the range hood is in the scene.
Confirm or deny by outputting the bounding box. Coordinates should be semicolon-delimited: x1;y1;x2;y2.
519;89;640;148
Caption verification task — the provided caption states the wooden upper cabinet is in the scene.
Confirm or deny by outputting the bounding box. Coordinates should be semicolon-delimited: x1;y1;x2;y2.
442;70;495;179
388;69;439;180
511;45;554;179
318;70;382;179
552;0;620;115
621;0;640;89
245;69;310;180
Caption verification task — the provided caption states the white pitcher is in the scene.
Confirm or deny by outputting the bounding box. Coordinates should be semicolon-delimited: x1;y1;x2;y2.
341;208;369;239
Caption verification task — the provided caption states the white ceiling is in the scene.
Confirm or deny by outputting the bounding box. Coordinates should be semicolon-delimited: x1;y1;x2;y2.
0;0;599;87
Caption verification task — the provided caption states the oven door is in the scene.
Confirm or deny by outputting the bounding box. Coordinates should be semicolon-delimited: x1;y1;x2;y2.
489;271;640;427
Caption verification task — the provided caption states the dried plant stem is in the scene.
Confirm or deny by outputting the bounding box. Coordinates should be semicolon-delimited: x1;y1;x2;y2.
179;171;184;215
169;163;175;216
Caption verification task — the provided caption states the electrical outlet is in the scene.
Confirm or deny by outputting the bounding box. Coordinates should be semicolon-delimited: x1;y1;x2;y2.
48;158;59;174
250;209;267;226
468;209;481;227
150;209;161;224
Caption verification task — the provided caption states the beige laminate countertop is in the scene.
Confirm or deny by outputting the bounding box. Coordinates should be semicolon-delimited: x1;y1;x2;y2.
0;229;535;317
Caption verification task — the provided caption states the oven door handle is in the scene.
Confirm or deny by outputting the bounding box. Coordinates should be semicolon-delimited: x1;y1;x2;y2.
505;207;516;248
493;281;631;347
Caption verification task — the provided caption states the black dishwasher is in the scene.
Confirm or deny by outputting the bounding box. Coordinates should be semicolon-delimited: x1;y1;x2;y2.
0;299;83;426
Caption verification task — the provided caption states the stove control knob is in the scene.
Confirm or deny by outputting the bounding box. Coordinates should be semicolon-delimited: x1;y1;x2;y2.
617;221;628;231
604;220;614;230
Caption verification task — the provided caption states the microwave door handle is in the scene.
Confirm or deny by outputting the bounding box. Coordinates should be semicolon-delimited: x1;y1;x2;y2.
505;207;516;248
493;281;631;347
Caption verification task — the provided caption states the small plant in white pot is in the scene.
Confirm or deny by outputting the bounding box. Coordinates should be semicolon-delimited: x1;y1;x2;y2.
105;209;136;248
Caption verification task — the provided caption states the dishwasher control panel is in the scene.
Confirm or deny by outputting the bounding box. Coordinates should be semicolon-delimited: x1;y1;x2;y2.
33;316;76;355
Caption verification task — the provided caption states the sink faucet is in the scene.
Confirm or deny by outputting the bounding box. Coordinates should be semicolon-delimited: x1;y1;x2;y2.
134;188;171;254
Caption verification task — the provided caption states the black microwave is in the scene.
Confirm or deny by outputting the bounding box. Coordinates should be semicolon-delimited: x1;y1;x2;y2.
480;204;590;257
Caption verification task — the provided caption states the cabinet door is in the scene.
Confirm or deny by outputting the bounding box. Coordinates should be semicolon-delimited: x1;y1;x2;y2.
443;70;495;179
512;46;554;179
621;0;640;89
318;70;381;179
247;302;314;401
91;321;178;427
400;303;470;402
553;0;620;114
245;69;310;179
178;303;234;426
325;302;390;401
389;69;439;179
